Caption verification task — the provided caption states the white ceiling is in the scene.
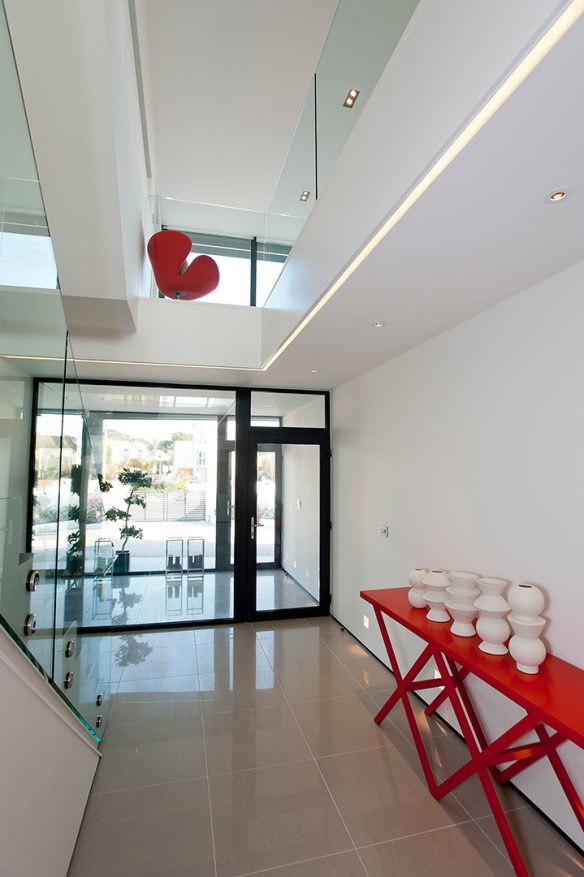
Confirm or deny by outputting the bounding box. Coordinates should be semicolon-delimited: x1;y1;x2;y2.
272;11;584;390
139;0;338;212
68;10;584;392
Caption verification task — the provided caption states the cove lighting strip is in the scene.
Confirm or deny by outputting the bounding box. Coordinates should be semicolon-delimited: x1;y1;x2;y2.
2;354;257;371
261;0;584;371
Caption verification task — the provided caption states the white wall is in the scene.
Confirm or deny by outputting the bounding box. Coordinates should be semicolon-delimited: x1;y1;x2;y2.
281;444;320;601
71;297;264;369
0;628;99;877
331;259;584;846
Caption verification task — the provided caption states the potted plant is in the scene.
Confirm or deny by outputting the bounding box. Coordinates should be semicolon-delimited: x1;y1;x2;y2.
103;468;153;574
64;463;84;624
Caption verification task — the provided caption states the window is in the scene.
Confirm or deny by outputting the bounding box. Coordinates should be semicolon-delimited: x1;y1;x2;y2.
159;229;291;307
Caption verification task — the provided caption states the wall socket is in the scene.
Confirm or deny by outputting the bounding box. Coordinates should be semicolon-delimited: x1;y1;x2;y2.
379;526;389;538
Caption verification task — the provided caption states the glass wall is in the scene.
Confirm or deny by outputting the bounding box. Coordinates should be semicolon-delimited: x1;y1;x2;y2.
0;0;57;289
50;383;239;628
0;0;111;740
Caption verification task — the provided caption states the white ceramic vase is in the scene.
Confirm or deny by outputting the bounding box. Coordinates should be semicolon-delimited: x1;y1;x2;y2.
508;583;547;674
407;568;428;608
422;570;450;622
445;571;479;637
474;577;510;654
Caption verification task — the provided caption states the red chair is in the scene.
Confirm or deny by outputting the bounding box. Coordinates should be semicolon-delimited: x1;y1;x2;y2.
147;230;219;300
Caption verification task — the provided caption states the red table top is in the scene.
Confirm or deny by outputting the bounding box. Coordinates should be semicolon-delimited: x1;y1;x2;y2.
361;587;584;749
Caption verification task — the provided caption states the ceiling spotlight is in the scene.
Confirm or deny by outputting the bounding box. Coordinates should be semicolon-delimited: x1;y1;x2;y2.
343;88;360;108
300;190;310;202
548;190;566;202
372;321;385;328
311;369;318;373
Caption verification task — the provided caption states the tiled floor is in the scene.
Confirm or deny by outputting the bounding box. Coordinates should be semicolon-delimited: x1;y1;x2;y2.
68;618;583;877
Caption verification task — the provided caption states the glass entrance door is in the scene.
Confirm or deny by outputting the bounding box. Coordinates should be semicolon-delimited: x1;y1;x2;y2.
251;441;325;615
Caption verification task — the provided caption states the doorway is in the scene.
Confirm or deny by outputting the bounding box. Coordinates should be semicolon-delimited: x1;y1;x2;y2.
248;439;328;616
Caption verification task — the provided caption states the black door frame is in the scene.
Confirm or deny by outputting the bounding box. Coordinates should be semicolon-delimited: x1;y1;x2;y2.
242;428;331;621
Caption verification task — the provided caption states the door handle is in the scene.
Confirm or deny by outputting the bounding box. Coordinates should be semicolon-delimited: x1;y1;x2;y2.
250;516;264;540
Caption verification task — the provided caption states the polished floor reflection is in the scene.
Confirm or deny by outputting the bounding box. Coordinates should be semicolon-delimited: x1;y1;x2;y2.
78;568;317;629
68;620;583;877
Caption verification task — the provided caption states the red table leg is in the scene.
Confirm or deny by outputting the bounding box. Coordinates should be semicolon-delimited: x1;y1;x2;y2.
535;726;584;831
431;648;530;877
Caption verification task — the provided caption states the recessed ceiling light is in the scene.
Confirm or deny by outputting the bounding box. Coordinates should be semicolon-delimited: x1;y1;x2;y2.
548;190;567;202
300;190;310;202
343;88;360;108
311;369;318;373
372;321;385;328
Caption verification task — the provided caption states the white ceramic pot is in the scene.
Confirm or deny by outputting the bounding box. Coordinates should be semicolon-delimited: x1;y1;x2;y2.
508;583;545;620
447;571;479;593
445;601;477;637
474;577;510;654
475;614;511;654
407;568;428;608
445;585;479;610
508;586;547;674
422;569;450;622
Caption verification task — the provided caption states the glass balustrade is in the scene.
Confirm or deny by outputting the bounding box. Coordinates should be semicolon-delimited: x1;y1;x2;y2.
0;0;58;290
0;0;111;741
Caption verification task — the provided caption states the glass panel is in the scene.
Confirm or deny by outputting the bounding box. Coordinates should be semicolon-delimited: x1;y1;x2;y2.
250;392;326;428
1;321;68;679
183;232;251;306
0;1;110;739
0;0;57;289
260;83;316;306
51;344;112;736
315;0;420;196
146;196;265;305
64;383;237;626
255;443;320;612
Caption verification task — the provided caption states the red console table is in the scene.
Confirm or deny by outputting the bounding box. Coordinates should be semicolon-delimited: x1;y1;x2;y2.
361;587;584;877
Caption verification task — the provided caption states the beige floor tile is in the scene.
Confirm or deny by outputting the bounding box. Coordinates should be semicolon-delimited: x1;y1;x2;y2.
292;692;403;757
68;778;214;877
252;618;311;636
195;623;256;644
117;644;198;680
209;761;352;877
358;822;513;876
249;851;368;876
114;629;197;649
108;697;202;728
195;639;271;673
318;744;468;846
320;631;371;660
369;689;451;742
198;666;285;712
426;732;526;819
339;653;396;691
305;616;346;631
259;630;336;668
275;659;361;703
203;703;312;775
115;674;201;696
93;716;206;793
477;806;584;876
